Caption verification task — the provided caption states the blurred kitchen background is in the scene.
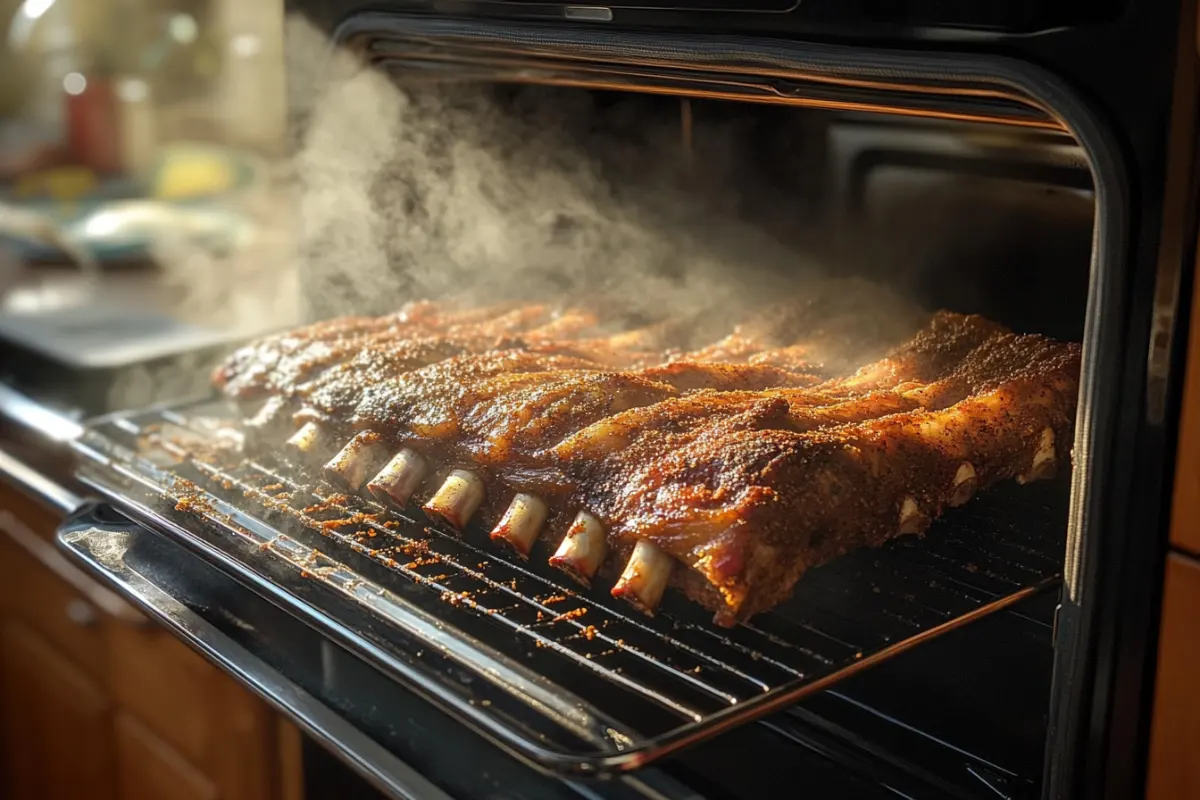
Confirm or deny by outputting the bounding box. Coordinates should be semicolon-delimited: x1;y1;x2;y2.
0;0;297;412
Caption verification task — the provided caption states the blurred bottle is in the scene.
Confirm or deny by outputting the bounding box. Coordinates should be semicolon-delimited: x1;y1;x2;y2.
115;75;156;176
63;58;123;174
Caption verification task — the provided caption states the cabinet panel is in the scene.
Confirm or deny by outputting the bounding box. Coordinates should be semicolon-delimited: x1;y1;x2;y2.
0;620;116;800
1146;552;1200;799
106;623;218;764
0;516;105;673
208;670;276;800
106;623;277;800
114;711;219;800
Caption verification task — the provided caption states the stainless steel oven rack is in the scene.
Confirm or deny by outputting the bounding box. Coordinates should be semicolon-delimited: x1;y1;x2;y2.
70;398;1068;777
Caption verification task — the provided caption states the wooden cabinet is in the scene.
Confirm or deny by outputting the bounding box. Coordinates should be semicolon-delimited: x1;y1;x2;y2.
1147;553;1200;800
0;471;304;800
107;623;276;800
0;509;106;673
0;619;116;800
114;712;220;800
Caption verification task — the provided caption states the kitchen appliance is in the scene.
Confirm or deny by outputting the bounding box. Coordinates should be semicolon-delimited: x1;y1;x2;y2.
48;1;1199;799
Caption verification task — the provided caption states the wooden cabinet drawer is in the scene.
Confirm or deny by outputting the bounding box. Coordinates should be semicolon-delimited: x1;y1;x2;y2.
1146;552;1200;799
0;480;60;543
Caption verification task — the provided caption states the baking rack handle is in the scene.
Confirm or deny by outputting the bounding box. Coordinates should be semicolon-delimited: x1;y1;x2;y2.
55;504;457;800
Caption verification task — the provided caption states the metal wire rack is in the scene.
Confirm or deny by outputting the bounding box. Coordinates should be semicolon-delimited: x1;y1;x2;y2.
70;398;1068;777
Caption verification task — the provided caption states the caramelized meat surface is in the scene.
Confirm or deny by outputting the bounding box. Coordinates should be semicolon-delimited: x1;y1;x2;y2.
212;292;1079;626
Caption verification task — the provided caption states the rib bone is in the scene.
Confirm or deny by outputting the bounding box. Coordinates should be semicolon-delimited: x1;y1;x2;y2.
422;469;486;529
324;432;389;492
949;462;977;506
286;422;329;458
1017;427;1057;484
898;496;928;534
489;494;548;558
548;511;608;585
367;449;428;509
611;539;673;615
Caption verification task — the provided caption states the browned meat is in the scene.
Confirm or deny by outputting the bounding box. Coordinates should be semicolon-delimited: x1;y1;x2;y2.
211;294;1078;627
571;327;1080;624
216;302;585;403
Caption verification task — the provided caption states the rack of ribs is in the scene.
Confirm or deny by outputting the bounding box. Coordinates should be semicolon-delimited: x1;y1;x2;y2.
212;293;1078;627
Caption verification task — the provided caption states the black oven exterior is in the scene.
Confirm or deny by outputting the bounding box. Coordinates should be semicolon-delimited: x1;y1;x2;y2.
62;1;1191;798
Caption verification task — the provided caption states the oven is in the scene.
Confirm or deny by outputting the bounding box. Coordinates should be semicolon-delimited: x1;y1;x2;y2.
18;1;1197;799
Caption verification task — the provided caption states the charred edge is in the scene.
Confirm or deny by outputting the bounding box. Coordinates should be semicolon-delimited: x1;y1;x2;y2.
422;469;486;530
367;449;428;510
489;493;548;559
612;539;673;615
548;511;607;586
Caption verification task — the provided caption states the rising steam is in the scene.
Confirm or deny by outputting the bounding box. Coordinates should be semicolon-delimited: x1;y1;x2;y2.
283;14;892;336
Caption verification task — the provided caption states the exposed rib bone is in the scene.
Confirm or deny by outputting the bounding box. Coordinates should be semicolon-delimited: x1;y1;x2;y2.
1017;428;1057;484
898;496;928;534
323;432;389;492
612;539;673;615
286;422;328;458
422;469;486;529
247;396;287;429
949;462;977;506
367;449;428;510
548;511;607;585
489;494;548;558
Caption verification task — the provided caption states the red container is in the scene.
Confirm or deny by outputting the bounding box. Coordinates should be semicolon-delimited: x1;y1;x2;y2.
65;75;123;175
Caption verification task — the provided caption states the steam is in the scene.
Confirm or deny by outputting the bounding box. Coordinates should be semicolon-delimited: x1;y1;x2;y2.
285;15;846;332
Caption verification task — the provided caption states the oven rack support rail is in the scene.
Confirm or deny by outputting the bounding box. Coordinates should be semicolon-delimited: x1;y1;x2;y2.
69;400;1068;777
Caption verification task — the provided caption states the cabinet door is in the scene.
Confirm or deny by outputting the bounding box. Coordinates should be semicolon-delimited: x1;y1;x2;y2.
114;711;219;800
106;623;276;800
0;620;116;800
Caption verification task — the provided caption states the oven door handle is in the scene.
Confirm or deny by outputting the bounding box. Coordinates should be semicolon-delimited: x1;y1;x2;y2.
56;505;457;800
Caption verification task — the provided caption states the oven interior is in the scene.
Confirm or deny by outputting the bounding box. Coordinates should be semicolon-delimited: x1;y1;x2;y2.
70;33;1099;800
288;62;1095;797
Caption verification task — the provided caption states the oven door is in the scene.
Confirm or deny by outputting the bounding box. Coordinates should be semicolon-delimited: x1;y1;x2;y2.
60;501;1056;800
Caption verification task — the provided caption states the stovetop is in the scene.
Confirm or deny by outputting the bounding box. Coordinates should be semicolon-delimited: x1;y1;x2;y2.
0;301;244;418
